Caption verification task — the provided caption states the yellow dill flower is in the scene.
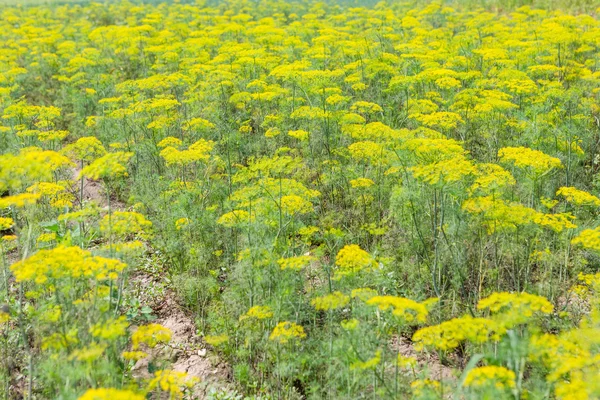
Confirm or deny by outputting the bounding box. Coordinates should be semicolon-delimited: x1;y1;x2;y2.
557;186;600;207
351;287;378;302
532;212;577;233
264;127;281;138
410;155;475;186
269;321;306;344
435;76;461;89
349;178;375;188
398;355;417;369
0;193;41;209
26;182;66;197
69;343;107;362
462;196;537;234
335;244;376;277
277;255;314;271
240;305;273;321
401;138;466;162
99;240;144;257
413;111;464;130
80;151;133;180
311;291;350;311
205;335;229;346
554;378;589;400
297;226;319;237
0;311;9;325
85;116;98;128
410;379;440;397
182;117;215;132
58;203;100;222
157;136;183;149
350;101;382;114
498;146;562;175
147;116;177;130
412;315;500;351
0;217;14;230
348;141;392;165
478;292;553;327
36;232;57;244
577;272;600;289
42;328;79;351
469;163;515;195
175;218;189;230
38;130;70;142
341;319;359;331
572;227;600;251
238;124;253;134
217;210;253;227
132;324;172;350
325;94;349;105
11;246;126;284
464;366;516;389
100;211;152;238
121;351;148;361
280;194;313;214
160;139;214;167
287;129;309;141
89;316;129;340
366;295;429;323
78;388;145;400
351;349;381;370
148;370;198;398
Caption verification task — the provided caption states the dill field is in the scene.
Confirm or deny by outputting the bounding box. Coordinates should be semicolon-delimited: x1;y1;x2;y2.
1;0;600;399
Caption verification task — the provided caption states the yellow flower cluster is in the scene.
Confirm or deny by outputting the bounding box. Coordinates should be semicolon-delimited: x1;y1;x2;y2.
0;148;73;193
556;186;600;207
78;388;145;400
0;217;14;230
288;129;309;141
469;164;516;195
80;152;133;181
131;324;172;350
277;255;314;271
11;246;126;284
464;366;516;389
498;146;562;175
412;315;500;351
350;287;378;302
410;155;475;186
89;316;129;340
349;178;375;188
148;370;199;399
311;291;350;311
350;349;381;370
62;136;106;162
100;211;152;238
477;292;553;329
240;305;274;321
269;321;306;344
463;196;576;234
217;210;254;228
366;295;429;323
410;379;440;397
280;194;313;214
334;244;376;277
572;227;600;251
160;139;214;167
174;218;189;230
204;335;229;346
